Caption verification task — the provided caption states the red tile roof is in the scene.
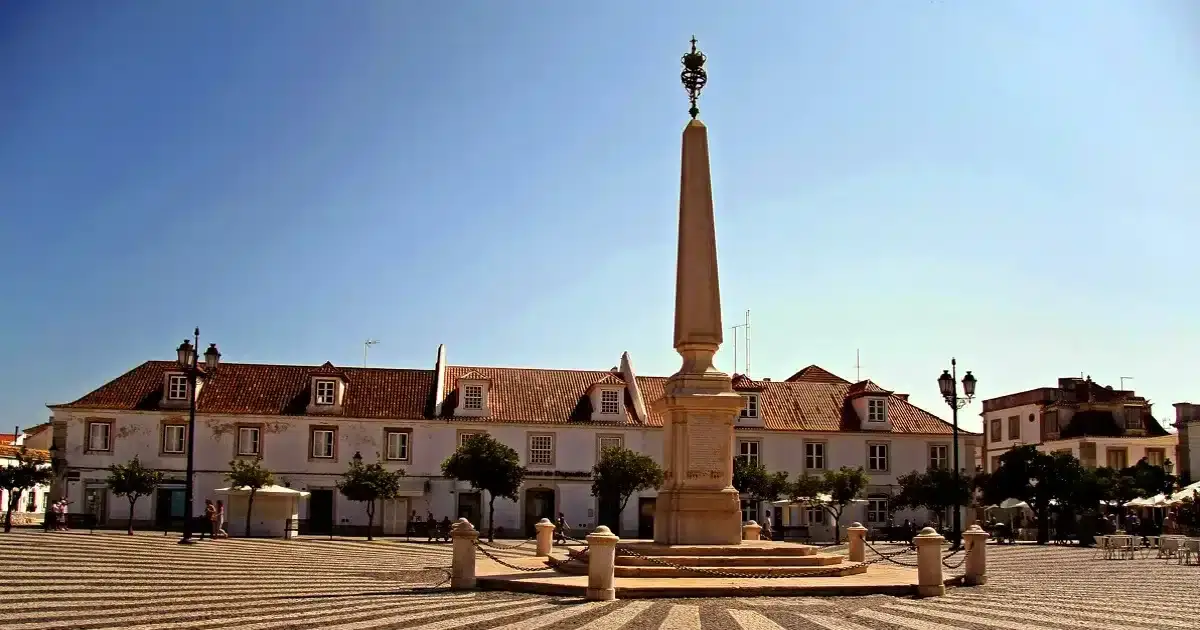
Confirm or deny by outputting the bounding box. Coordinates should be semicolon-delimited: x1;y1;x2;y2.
53;360;972;436
845;379;893;399
0;444;50;461
0;433;17;445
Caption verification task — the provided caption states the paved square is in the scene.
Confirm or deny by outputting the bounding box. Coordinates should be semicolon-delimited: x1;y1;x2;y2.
3;531;1197;629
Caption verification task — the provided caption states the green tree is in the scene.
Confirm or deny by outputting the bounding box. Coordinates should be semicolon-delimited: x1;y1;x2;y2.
1125;458;1174;499
894;468;971;529
106;456;163;535
733;458;790;521
225;457;274;537
441;434;525;541
0;447;52;533
337;455;403;541
791;467;869;543
591;446;663;518
980;446;1078;544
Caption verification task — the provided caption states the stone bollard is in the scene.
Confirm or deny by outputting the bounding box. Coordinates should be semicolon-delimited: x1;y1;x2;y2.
742;520;762;541
847;522;868;562
585;525;619;601
914;527;946;597
450;518;479;590
534;518;556;557
962;523;990;586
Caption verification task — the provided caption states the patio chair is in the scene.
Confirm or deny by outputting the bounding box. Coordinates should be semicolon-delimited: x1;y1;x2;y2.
1180;539;1198;565
1160;537;1180;560
1092;535;1110;560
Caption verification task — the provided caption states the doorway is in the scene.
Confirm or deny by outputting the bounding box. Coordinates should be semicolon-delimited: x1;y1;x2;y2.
597;492;621;534
308;489;334;535
638;497;655;539
457;492;481;528
523;488;555;537
155;487;185;530
83;487;108;526
381;498;409;536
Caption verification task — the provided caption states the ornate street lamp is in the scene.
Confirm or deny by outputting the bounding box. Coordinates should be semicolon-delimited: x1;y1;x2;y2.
937;358;976;550
177;329;220;544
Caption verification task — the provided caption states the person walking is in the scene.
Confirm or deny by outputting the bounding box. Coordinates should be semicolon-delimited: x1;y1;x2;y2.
201;499;216;540
763;512;774;541
215;500;227;538
555;512;568;545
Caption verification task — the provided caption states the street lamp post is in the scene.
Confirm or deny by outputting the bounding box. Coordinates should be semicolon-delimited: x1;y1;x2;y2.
937;358;977;550
1163;459;1175;496
176;329;221;544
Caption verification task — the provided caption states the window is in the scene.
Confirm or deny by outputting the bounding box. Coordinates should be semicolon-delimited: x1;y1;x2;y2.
867;399;886;422
87;421;111;452
1145;448;1166;468
740;500;756;524
385;430;410;462
458;432;481;448
463;385;483;410
929;445;949;470
600;390;621;415
1007;416;1020;440
529;434;554;466
162;424;186;454
314;380;337;405
805;506;826;525
1044;411;1060;433
989;419;1002;443
868;443;889;472
1123;407;1142;430
740;394;759;418
1106;447;1128;470
167;375;188;400
237;427;261;456
311;429;335;459
737;440;761;466
597;435;624;459
804;442;825;470
27;491;38;513
866;496;889;523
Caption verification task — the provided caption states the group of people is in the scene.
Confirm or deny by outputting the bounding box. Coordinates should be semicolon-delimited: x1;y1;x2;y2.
200;499;228;539
48;499;71;530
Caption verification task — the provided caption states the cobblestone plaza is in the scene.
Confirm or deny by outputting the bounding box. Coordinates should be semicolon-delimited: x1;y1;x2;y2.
4;531;1196;630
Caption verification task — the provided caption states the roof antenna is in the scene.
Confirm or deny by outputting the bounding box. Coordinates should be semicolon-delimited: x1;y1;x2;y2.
731;309;750;376
855;349;863;381
363;339;379;367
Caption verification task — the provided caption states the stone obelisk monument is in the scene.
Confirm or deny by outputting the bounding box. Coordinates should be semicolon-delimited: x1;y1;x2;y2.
653;38;745;546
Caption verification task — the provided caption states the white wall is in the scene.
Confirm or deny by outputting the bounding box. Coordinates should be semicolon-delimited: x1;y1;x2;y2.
55;408;974;539
982;403;1042;471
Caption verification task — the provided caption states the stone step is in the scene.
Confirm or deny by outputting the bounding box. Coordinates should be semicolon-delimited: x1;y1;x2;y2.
612;563;867;578
615;554;845;567
616;542;818;557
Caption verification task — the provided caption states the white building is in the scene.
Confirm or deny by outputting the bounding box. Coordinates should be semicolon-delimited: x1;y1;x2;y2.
49;343;980;541
1173;403;1199;484
1;425;53;526
981;377;1178;472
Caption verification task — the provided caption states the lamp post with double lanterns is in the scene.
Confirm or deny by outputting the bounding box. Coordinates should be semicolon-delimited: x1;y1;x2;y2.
176;329;221;544
937;358;976;549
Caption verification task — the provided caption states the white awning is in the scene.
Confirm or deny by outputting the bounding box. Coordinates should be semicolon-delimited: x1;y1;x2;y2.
215;485;311;498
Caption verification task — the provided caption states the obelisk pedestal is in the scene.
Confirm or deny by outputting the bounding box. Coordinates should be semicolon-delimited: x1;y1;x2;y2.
652;113;744;546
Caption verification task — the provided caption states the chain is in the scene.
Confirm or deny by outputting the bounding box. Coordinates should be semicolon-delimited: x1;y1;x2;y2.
863;540;920;567
480;536;535;550
614;545;868;579
471;539;588;573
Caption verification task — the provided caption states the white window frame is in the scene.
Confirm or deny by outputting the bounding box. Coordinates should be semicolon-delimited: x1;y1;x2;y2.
868;443;889;472
867;398;886;422
866;497;889;523
386;431;410;462
458;432;481;448
87;421;111;452
805;505;826;525
237;427;261;456
740;394;759;418
162;424;186;454
928;444;949;470
529;434;555;466
463;385;484;410
311;429;335;458
737;440;761;466
599;389;621;415
804;442;825;471
597;435;623;458
314;380;337;406
740;499;756;524
167;374;188;401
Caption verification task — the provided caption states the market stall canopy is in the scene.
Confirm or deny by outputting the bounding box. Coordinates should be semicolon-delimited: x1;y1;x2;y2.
215;485;311;497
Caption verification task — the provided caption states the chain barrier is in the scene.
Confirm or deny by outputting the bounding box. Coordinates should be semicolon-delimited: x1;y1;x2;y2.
863;540;920;567
480;536;535;550
614;545;868;579
471;539;588;574
940;546;967;569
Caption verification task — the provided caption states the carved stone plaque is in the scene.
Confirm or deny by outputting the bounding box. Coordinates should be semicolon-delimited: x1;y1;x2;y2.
685;416;728;478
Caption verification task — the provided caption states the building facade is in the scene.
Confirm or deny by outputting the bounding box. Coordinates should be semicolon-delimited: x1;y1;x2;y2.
49;344;980;540
981;377;1178;472
1173;403;1199;484
1;426;52;525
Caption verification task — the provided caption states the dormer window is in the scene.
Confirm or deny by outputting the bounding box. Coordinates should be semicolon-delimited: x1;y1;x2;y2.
867;398;887;422
740;394;759;418
600;390;621;415
315;380;337;406
463;385;484;410
167;375;188;401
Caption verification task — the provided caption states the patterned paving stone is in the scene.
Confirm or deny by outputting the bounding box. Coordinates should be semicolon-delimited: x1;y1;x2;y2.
2;531;1196;629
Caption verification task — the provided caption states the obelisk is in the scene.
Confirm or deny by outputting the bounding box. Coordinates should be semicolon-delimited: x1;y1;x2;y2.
653;38;745;546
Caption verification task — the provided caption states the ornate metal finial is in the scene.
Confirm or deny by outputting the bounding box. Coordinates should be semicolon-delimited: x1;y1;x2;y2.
680;35;707;119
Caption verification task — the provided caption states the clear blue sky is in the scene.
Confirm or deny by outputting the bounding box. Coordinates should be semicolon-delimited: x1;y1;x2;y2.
2;1;1197;434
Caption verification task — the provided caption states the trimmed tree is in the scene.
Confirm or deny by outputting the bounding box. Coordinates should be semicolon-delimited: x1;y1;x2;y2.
894;467;971;529
733;457;790;522
106;456;163;535
442;434;524;541
792;466;869;543
337;456;403;541
225;457;274;537
591;446;664;523
1;447;52;533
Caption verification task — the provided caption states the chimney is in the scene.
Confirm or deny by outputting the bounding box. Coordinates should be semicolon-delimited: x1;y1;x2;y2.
761;378;771;382
896;394;909;401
